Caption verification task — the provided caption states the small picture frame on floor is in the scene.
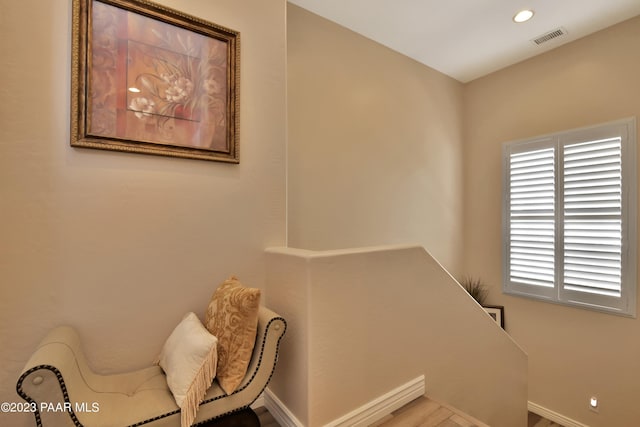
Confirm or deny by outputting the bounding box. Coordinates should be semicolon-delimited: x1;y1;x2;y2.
483;305;505;329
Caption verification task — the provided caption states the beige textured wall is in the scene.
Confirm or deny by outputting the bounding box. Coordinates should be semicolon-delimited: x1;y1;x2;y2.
286;5;465;274
266;246;528;427
464;16;640;426
0;1;286;426
264;249;312;426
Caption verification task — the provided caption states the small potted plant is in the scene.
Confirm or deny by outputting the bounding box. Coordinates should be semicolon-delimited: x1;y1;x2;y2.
459;276;488;306
460;276;505;328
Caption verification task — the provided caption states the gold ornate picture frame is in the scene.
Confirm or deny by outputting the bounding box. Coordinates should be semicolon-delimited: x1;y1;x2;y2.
71;0;240;162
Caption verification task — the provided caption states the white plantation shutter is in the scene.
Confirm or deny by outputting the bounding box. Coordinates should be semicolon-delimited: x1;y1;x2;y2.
503;119;636;316
509;147;555;289
563;138;622;297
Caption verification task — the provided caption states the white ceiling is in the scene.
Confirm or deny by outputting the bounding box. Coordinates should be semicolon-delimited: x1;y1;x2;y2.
287;0;640;83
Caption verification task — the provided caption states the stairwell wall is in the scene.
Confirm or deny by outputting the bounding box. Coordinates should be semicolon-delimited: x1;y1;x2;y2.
266;245;528;427
286;4;465;276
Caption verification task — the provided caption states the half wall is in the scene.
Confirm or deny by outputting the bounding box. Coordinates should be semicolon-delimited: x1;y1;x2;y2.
265;245;527;426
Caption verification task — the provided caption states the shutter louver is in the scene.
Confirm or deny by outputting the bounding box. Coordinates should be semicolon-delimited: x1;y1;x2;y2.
563;138;622;297
509;148;555;288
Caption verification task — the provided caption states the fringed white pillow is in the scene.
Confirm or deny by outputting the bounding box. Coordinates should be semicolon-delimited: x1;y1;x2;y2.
158;312;218;427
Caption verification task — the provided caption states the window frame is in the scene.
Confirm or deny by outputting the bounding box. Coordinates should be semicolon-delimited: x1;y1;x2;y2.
502;118;637;317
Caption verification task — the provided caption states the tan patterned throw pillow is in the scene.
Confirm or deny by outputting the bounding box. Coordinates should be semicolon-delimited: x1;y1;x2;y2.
205;276;261;395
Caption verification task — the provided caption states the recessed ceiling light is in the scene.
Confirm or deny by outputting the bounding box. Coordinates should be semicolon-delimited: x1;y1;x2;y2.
513;9;534;23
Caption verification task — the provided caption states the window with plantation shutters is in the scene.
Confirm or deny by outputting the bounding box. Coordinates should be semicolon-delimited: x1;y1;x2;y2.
503;118;637;317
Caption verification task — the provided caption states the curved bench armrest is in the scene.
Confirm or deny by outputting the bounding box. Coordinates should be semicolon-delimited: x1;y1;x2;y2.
257;306;285;337
17;326;167;425
19;326;86;378
249;306;287;383
16;326;99;427
194;306;287;423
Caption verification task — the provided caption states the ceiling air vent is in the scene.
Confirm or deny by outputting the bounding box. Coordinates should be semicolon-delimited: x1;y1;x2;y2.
531;27;568;46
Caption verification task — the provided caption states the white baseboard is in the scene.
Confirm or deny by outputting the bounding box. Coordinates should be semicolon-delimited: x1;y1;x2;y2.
264;388;305;427
528;401;589;427
324;375;425;427
265;376;424;427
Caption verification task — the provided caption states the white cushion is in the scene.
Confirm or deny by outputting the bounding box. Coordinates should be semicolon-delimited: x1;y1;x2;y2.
158;312;218;427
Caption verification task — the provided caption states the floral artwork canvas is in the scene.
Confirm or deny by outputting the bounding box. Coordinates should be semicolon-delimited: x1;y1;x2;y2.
72;0;239;162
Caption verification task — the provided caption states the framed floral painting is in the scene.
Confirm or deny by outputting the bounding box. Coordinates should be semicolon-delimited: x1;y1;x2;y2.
71;0;240;162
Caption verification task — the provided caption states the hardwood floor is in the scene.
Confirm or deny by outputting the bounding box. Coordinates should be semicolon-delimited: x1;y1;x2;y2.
370;396;488;427
253;396;486;427
254;397;564;427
